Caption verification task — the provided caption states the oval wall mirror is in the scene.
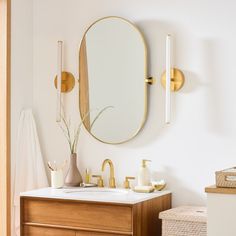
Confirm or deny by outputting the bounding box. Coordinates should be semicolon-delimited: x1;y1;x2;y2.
79;16;148;144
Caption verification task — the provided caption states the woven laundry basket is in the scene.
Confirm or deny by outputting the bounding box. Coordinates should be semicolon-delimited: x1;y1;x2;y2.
159;206;207;236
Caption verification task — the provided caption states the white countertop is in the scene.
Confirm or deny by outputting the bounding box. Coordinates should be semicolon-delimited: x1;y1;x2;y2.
20;187;171;205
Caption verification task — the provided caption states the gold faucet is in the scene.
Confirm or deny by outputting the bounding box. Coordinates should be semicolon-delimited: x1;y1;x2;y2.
92;175;104;187
101;159;116;188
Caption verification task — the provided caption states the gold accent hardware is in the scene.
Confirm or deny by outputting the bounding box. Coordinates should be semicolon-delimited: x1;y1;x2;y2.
101;159;116;188
152;183;166;191
123;176;135;189
92;175;104;187
85;168;90;184
142;159;151;168
54;71;75;93
145;77;156;85
161;68;185;92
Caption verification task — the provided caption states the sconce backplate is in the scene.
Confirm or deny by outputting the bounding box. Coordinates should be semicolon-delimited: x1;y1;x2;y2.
161;68;185;92
54;71;75;93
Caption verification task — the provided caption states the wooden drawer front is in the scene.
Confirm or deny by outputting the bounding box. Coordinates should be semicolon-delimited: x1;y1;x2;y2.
23;199;132;232
23;226;76;236
76;231;128;236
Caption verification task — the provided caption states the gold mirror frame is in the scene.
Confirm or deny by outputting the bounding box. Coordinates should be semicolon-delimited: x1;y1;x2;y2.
78;16;148;144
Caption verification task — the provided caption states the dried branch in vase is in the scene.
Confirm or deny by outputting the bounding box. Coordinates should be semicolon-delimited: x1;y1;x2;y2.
58;106;114;154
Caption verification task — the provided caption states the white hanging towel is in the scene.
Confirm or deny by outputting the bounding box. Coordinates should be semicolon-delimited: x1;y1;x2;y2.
13;109;49;236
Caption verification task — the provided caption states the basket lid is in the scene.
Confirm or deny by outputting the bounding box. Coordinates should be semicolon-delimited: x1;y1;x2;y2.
159;206;207;223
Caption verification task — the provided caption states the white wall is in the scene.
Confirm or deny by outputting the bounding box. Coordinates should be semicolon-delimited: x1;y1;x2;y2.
31;0;236;207
11;0;33;160
11;0;33;235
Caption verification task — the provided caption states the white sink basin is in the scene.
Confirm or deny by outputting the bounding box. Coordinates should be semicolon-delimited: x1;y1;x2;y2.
63;187;129;196
62;187;132;201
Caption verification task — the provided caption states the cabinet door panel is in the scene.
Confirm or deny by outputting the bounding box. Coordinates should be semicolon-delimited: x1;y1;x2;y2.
23;226;76;236
23;199;132;232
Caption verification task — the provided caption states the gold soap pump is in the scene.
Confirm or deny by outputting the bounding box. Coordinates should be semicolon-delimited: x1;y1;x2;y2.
137;159;151;186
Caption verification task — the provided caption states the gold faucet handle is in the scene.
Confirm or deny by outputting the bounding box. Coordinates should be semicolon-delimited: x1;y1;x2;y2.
124;176;135;189
92;175;104;187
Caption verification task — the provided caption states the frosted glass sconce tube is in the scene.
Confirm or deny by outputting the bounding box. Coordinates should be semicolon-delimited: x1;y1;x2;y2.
165;35;171;124
54;42;75;123
56;41;62;122
161;35;185;124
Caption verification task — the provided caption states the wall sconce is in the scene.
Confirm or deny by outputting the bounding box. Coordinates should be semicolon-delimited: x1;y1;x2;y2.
54;41;75;122
161;35;185;124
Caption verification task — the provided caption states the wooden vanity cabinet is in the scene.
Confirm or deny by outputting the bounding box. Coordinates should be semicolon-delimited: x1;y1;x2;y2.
21;193;171;236
23;226;75;236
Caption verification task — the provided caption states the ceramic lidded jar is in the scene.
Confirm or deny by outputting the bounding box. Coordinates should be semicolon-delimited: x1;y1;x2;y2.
64;153;83;187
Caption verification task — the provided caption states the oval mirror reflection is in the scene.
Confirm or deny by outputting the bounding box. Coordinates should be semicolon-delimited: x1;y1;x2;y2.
79;17;147;144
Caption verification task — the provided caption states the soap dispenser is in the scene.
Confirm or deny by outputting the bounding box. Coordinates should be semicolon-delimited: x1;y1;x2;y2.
138;159;151;186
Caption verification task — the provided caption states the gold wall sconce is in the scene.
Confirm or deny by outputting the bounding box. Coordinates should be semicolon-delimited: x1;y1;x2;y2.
54;72;75;93
54;41;75;122
161;68;185;92
161;35;185;124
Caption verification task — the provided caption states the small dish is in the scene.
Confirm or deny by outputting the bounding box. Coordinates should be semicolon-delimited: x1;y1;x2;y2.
151;180;166;191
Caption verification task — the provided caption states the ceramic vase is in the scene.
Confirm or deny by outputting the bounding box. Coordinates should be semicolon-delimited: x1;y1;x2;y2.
64;153;83;187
